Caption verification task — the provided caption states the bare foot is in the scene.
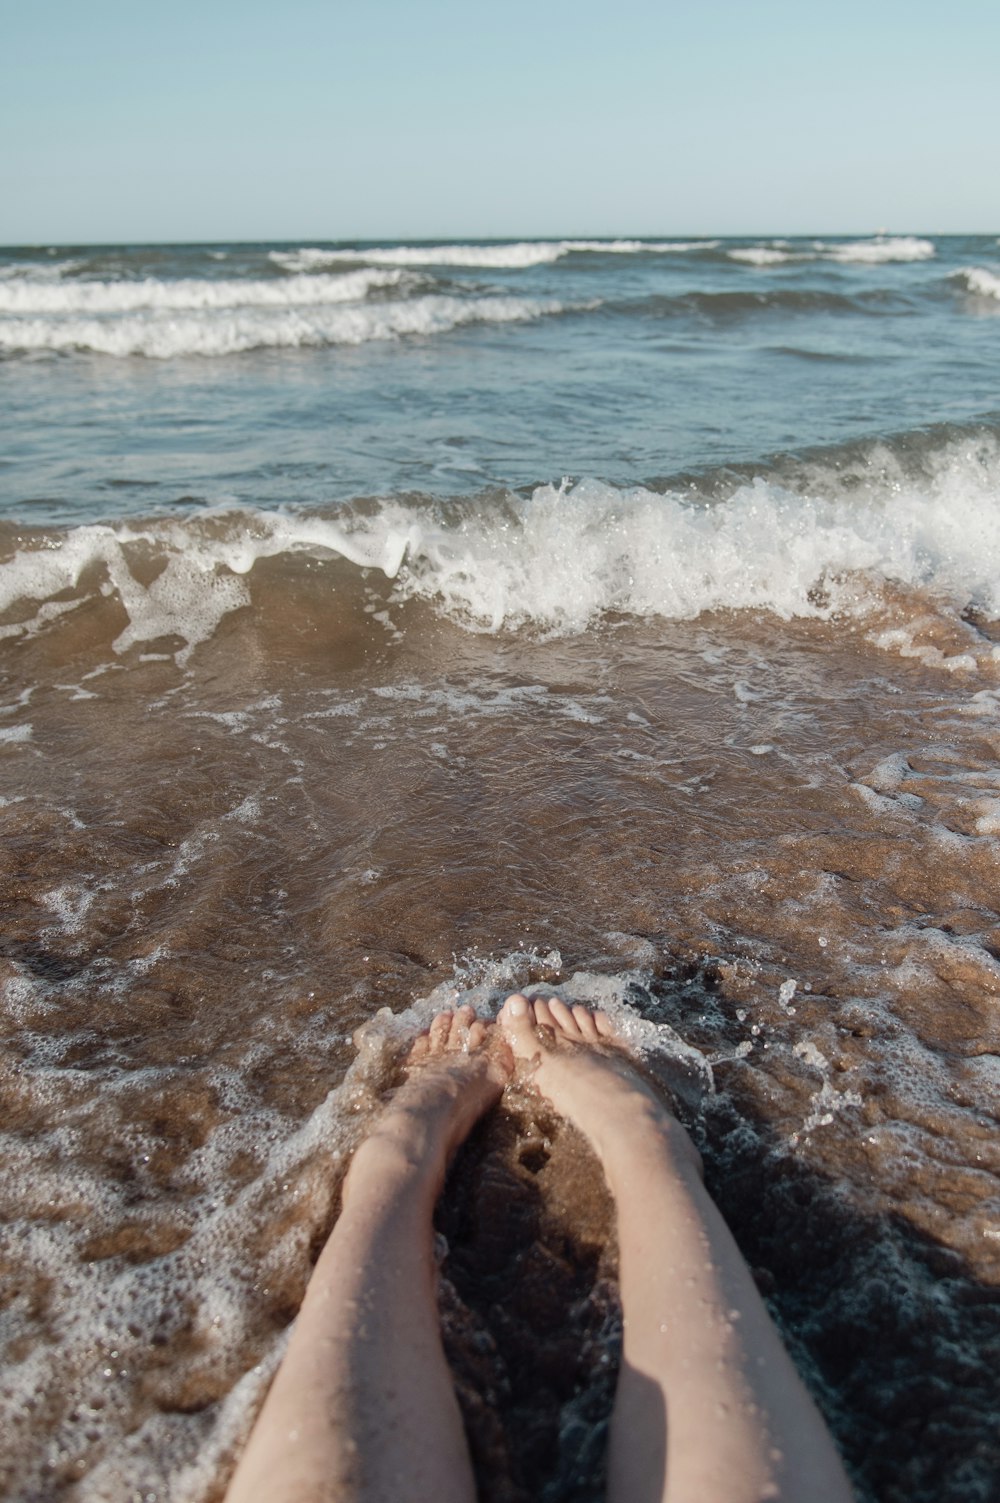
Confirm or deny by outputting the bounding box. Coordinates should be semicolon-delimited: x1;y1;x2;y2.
227;1007;504;1503
344;1006;512;1205
498;992;701;1178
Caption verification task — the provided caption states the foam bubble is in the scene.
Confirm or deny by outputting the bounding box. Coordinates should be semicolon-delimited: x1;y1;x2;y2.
0;523;253;663
40;883;96;934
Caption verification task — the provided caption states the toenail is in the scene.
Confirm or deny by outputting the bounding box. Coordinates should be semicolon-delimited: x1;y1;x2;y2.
508;996;528;1017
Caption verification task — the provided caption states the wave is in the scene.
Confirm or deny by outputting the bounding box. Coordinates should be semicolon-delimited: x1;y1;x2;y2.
632;286;894;319
825;236;935;264
956;266;1000;301
726;237;936;269
0;257;86;283
270;243;570;271
0;267;404;315
0;292;567;358
269;240;721;272
386;435;1000;633
3;430;998;655
728;247;799;266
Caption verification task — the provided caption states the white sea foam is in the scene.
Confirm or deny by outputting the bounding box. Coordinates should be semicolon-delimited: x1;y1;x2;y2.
0;292;565;358
727;237;936;268
0;268;402;315
0;508;420;660
826;236;935;264
957;266;1000;300
566;239;720;254
728;247;795;266
2;435;998;655
269;239;720;272
0;968;693;1501
271;243;569;271
385;451;1000;632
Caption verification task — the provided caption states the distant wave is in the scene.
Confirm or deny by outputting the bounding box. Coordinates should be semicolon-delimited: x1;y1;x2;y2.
727;237;936;268
728;247;799;266
0;267;404;315
0;291;569;358
827;236;935;264
3;429;998;654
956;266;1000;301
271;243;568;271
269;240;721;272
0;257;85;283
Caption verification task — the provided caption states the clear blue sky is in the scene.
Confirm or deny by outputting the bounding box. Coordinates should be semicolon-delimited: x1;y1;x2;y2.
2;0;997;244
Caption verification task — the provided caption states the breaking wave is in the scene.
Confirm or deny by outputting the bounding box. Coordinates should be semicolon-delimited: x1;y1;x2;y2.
956;266;1000;301
826;236;935;264
2;429;998;656
0;289;567;358
268;240;721;271
728;237;936;268
0;268;404;315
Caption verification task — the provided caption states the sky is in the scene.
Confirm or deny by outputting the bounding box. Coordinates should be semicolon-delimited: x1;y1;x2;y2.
2;0;998;244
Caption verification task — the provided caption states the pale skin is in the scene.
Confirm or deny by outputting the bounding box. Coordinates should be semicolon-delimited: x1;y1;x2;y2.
225;996;855;1503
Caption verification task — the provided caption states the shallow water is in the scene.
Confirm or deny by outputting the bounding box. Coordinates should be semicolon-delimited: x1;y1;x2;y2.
2;234;1000;1501
2;578;999;1500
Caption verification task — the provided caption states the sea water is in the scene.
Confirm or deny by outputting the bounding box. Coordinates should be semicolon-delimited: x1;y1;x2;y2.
1;235;999;1502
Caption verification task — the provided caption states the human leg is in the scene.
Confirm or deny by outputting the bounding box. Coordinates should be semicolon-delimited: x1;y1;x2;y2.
225;1006;511;1503
499;993;854;1503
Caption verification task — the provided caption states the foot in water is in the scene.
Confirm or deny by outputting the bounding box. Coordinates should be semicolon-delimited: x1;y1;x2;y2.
228;999;855;1503
344;1003;513;1206
497;991;703;1177
499;991;856;1503
226;1005;509;1503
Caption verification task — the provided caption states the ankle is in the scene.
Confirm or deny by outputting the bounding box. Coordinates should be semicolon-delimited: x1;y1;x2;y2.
342;1124;446;1210
597;1106;704;1189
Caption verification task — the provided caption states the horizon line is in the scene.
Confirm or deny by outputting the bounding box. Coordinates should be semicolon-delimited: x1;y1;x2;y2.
3;230;996;253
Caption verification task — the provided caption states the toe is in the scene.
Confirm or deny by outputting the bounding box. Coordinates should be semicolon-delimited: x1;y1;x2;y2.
429;1011;453;1051
499;993;541;1058
499;993;530;1024
445;1007;475;1049
593;1010;618;1041
547;996;584;1039
572;1005;600;1042
408;1033;430;1064
532;996;556;1031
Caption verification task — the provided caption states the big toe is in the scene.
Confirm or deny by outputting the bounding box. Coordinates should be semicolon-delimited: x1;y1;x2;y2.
499;993;540;1058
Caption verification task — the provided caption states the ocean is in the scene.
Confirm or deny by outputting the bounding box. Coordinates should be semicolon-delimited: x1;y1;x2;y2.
1;235;999;1502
